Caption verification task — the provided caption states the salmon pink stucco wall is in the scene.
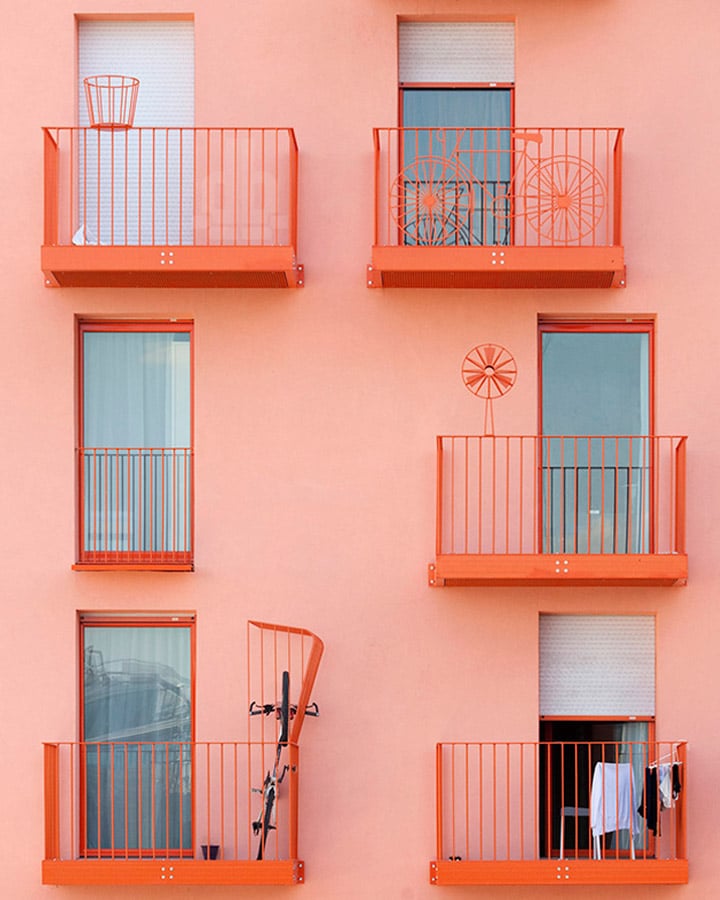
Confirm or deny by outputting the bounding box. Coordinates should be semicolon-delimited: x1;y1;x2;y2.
1;0;720;897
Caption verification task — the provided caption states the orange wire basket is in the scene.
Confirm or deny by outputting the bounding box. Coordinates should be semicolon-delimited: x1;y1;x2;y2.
84;75;139;128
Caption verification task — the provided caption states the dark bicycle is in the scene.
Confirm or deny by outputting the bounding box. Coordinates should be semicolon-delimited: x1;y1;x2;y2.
249;671;319;860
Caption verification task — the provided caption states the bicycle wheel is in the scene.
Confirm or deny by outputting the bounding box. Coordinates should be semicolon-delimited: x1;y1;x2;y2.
522;155;606;244
256;779;276;860
389;155;473;246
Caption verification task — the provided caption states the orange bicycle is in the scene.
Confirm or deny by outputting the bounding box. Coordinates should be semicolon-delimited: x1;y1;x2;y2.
390;128;607;247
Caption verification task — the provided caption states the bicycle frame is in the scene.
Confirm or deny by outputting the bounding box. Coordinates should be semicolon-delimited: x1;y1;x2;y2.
390;127;608;248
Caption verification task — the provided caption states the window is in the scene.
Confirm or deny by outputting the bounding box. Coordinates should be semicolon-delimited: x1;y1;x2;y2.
398;22;514;245
539;615;655;858
539;319;653;554
80;613;194;855
77;321;193;569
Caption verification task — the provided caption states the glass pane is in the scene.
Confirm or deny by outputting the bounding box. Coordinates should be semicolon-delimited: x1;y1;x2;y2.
401;89;511;246
82;625;192;853
83;331;191;448
541;332;649;436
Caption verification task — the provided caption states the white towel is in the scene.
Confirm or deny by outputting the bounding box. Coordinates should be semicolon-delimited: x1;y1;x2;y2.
590;762;641;837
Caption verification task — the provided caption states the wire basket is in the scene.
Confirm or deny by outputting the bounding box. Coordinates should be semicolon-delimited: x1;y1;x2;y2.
84;75;139;128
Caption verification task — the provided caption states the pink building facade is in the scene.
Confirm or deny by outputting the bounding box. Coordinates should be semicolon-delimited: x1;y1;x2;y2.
1;0;718;895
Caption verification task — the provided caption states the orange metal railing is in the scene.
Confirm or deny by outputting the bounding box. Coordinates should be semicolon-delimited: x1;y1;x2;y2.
43;127;298;249
78;447;193;566
374;127;623;248
436;741;687;864
44;741;299;863
436;436;687;557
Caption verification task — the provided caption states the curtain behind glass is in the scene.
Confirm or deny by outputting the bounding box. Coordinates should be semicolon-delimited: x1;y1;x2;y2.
83;332;190;448
401;89;511;245
541;332;650;554
83;625;192;853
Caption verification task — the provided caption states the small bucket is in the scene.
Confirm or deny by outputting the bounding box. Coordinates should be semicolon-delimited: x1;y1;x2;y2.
84;75;139;128
201;844;219;860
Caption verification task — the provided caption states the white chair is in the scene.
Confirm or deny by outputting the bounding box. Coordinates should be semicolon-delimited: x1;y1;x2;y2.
559;806;589;859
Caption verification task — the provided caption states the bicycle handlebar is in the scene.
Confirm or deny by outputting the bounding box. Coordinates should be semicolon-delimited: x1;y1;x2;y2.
249;700;320;718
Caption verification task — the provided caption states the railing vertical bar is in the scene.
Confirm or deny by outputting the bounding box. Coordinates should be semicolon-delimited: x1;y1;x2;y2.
447;744;456;859
464;436;469;554
260;129;266;248
491;438;497;554
585;437;591;554
123;130;129;245
206;743;211;863
233;130;239;246
138;744;145;859
464;744;470;860
150;743;156;855
504;438;510;554
627;438;634;555
123;744;129;858
518;437;524;554
477;437;483;554
505;743;511;862
492;743;497;860
600;437;606;553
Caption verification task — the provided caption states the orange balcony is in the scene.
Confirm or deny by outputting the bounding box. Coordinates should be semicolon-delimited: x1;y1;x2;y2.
369;128;625;289
42;128;302;288
431;741;688;886
44;621;324;886
43;741;307;885
73;447;194;571
430;436;687;587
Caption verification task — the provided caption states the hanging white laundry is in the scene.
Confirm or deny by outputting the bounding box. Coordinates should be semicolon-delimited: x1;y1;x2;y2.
590;762;641;855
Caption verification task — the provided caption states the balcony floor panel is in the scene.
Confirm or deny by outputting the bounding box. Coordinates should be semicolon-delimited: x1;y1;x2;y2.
430;859;688;885
42;859;304;886
369;246;625;289
430;553;688;587
42;245;302;288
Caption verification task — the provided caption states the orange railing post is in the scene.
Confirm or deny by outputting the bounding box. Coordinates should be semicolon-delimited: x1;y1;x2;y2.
43;743;61;860
435;744;444;861
613;129;624;247
43;129;59;247
674;437;687;554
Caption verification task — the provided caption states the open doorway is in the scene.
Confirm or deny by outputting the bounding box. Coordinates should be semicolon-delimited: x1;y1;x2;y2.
539;719;652;858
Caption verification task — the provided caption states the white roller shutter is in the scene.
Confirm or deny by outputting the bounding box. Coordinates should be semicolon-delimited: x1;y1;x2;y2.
399;22;515;84
540;615;655;717
78;20;194;126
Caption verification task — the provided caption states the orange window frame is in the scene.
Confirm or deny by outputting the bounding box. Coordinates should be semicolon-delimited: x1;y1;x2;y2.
537;319;656;555
76;319;195;568
78;613;197;859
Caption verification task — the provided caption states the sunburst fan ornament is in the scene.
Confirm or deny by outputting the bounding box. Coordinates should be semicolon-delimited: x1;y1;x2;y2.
462;344;517;435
